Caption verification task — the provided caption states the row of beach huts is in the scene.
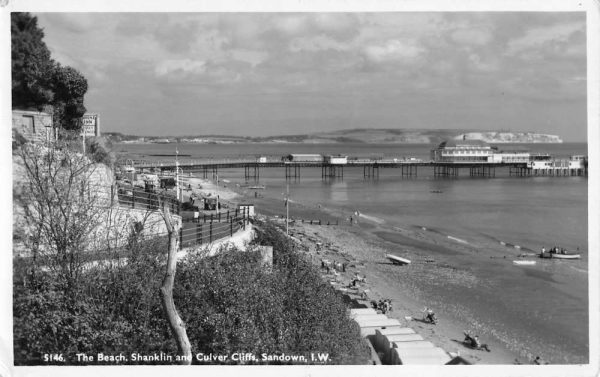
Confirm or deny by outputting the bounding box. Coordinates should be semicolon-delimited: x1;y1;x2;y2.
349;307;469;365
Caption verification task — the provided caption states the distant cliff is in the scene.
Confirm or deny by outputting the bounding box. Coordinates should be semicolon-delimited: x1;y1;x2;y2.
454;132;563;143
106;129;564;144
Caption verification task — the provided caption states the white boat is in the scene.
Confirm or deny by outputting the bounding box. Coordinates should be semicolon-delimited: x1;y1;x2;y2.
551;253;581;260
540;252;581;260
513;260;536;266
386;254;411;265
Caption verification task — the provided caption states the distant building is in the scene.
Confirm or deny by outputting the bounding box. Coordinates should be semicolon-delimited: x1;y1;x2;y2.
491;151;531;163
569;155;586;170
430;140;494;162
12;109;56;143
282;154;324;162
324;155;348;164
257;156;268;163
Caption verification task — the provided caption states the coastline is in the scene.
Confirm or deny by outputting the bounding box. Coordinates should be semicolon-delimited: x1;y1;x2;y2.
165;169;587;365
253;200;522;364
213;179;525;364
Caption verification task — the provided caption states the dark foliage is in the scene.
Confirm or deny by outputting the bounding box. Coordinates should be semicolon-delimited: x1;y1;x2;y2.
13;221;369;365
13;238;176;365
11;12;54;109
175;221;370;364
11;12;88;130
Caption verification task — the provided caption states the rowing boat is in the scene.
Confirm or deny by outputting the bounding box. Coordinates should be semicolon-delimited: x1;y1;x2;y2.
513;260;536;266
540;252;581;260
386;254;411;265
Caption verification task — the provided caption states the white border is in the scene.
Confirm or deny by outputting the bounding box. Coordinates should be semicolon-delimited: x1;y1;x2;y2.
1;1;598;377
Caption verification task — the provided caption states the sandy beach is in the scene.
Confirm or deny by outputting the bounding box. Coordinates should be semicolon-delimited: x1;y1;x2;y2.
190;177;585;365
178;175;239;202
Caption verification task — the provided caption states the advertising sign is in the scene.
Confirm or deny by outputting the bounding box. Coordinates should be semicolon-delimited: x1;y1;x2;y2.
81;114;100;137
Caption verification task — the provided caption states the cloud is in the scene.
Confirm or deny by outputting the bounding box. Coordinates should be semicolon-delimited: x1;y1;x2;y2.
450;27;493;46
155;59;207;77
289;35;350;52
40;13;97;33
363;39;425;63
505;21;585;57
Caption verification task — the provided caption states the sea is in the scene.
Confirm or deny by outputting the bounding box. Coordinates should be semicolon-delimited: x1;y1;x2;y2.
117;142;589;363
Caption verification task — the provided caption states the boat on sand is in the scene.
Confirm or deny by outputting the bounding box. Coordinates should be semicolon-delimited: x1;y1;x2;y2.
386;254;411;265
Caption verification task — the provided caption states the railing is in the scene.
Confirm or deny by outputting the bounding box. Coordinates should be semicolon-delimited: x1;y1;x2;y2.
180;208;250;249
115;185;180;215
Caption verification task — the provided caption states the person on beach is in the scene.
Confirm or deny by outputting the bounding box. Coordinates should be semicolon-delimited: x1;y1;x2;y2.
423;307;437;324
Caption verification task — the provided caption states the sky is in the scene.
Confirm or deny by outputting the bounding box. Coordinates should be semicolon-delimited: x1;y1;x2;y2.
33;12;588;141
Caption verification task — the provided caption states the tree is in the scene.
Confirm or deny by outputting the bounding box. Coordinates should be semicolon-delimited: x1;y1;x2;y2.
15;139;105;297
11;12;54;109
158;201;192;365
11;12;88;131
50;64;88;131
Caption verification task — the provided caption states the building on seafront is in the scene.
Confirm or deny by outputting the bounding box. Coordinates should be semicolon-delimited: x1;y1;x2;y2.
430;139;496;162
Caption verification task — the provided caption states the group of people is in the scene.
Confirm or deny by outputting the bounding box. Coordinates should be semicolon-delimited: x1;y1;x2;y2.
371;298;393;314
541;246;568;255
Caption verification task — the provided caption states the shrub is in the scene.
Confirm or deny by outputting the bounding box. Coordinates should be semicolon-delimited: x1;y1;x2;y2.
175;221;370;364
13;238;176;365
13;221;370;365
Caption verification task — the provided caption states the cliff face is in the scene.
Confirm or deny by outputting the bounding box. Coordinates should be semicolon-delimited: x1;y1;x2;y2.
297;129;563;144
454;132;563;143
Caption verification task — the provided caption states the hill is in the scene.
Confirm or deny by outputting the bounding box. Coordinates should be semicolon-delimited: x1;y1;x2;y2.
104;129;563;144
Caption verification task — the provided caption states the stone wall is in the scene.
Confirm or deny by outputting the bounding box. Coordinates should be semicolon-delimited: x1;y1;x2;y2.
12;109;55;143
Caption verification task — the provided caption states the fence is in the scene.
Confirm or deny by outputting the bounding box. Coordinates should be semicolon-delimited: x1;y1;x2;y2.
17;180;251;254
115;185;180;215
117;187;251;249
180;211;249;249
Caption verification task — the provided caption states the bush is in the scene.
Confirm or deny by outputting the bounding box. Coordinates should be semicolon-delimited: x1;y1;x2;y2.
13;221;370;365
175;221;370;364
13;238;176;365
86;136;115;166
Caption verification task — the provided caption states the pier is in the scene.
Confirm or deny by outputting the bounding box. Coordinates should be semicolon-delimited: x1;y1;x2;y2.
120;158;587;181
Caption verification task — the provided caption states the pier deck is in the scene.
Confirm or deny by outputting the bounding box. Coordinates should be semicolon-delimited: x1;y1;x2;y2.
119;159;586;179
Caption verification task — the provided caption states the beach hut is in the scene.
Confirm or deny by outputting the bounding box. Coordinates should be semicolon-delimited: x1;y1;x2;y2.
389;346;451;365
355;318;403;337
351;314;388;321
349;308;377;316
374;328;416;353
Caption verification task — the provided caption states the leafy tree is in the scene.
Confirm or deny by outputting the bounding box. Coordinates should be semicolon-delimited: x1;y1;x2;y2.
11;12;54;108
50;63;88;131
11;12;88;131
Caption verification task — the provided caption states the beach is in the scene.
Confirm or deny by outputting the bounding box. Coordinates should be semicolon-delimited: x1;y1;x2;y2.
216;177;588;365
247;195;521;364
123;142;588;365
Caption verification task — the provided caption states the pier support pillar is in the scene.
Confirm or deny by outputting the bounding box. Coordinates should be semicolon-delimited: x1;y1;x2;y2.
322;164;343;180
285;164;300;180
244;164;260;181
363;164;379;179
400;164;417;177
